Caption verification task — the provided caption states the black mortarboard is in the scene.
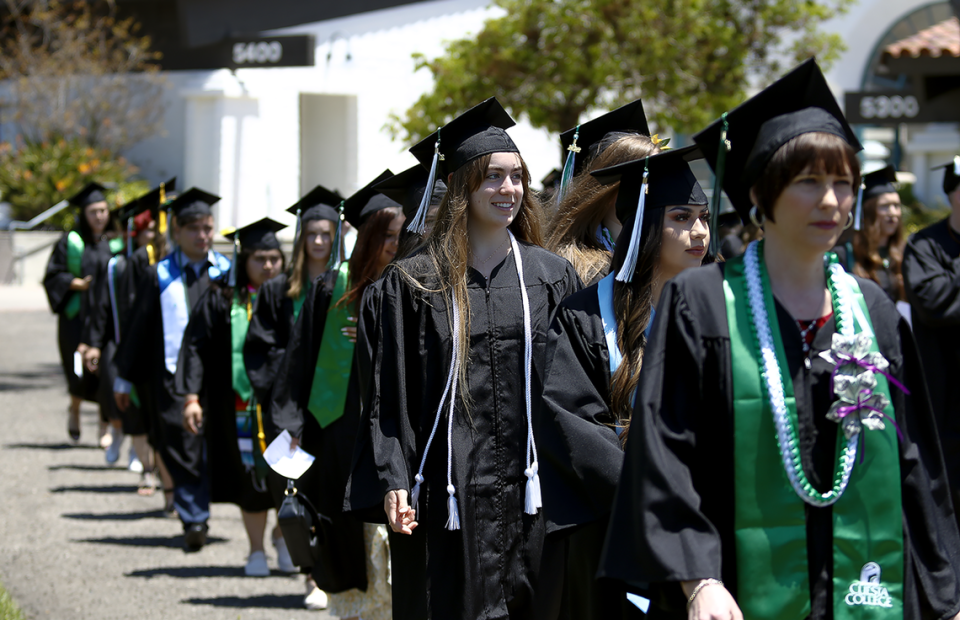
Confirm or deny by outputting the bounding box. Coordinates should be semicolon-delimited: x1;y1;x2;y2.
692;58;862;220
862;165;898;201
932;156;960;194
342;170;398;229
373;164;448;221
222;217;286;251
592;145;707;281
118;177;177;222
68;182;108;208
166;187;220;221
286;185;342;224
560;99;650;177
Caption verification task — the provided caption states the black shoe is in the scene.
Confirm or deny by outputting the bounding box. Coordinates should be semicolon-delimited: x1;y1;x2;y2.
183;523;208;552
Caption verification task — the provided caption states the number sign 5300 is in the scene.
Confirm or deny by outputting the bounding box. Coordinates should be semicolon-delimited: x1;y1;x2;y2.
859;95;920;120
233;41;284;65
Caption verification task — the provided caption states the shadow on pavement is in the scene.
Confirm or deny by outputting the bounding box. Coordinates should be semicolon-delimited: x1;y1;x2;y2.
75;535;227;548
51;484;139;493
62;509;168;521
6;442;100;451
126;565;293;579
49;463;126;472
0;365;62;391
182;594;304;609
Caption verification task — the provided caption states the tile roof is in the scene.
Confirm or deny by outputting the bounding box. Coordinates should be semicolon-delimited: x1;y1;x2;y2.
883;17;960;59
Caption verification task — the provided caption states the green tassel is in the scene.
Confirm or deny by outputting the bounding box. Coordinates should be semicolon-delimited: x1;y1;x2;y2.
557;125;581;205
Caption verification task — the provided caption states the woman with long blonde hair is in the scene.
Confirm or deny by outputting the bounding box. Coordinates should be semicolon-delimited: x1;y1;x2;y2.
345;98;580;620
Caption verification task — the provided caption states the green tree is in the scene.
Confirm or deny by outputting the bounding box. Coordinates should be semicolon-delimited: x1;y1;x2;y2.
389;0;852;159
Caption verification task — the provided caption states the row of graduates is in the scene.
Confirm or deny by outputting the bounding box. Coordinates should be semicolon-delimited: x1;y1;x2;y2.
43;55;960;620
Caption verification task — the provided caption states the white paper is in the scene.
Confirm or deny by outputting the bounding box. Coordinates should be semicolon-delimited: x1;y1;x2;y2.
626;593;650;613
73;351;83;377
264;430;315;480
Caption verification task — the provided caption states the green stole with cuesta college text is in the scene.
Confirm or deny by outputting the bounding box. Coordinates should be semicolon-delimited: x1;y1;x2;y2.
722;247;903;620
307;262;354;428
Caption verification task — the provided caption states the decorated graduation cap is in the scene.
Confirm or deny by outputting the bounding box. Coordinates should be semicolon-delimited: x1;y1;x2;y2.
373;163;448;221
407;97;518;234
68;182;108;208
286;184;342;250
221;217;287;286
166;187;220;222
592;145;707;282
932;156;960;195
692;58;862;252
558;98;650;200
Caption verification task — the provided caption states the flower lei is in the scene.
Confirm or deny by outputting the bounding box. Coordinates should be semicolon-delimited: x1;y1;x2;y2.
743;241;903;507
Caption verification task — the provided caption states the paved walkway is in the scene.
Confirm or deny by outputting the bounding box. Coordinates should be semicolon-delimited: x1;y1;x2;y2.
0;309;334;620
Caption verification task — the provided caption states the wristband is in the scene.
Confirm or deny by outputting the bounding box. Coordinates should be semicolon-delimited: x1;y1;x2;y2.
687;579;723;609
184;396;200;405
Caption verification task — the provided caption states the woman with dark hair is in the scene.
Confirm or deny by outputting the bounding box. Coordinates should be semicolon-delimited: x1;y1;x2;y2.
44;182;123;441
270;171;401;619
600;59;960;620
547;100;661;286
849;166;905;302
344;98;580;620
177;217;287;575
539;146;712;620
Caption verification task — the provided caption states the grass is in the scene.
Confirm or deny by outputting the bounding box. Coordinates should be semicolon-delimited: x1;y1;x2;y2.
0;583;25;620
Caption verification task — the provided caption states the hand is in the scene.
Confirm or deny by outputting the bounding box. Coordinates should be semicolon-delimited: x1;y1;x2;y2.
76;343;89;356
83;347;101;374
183;399;203;434
341;316;358;343
114;391;130;412
384;489;417;535
682;580;742;620
70;276;92;291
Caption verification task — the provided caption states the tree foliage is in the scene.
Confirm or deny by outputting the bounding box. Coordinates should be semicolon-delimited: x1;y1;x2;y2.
390;0;852;161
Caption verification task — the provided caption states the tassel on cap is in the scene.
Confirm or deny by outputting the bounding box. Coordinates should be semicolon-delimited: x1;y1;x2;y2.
223;229;239;287
331;201;345;270
557;125;581;205
158;209;167;236
407;131;441;235
853;181;865;231
954;156;960;176
126;216;134;257
293;207;303;252
708;113;730;257
615;168;649;282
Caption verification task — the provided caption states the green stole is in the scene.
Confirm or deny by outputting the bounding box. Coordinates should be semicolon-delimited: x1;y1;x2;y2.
307;262;353;428
293;278;311;320
723;248;903;620
230;292;254;403
65;232;85;319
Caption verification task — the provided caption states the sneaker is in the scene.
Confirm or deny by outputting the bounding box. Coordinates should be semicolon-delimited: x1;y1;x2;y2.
105;428;123;465
304;587;328;610
128;446;144;473
273;535;297;574
244;550;270;577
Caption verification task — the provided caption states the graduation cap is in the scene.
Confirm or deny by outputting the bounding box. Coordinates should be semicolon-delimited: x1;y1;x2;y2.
407;97;518;234
286;184;343;250
692;58;861;252
342;170;398;229
117;177;177;256
68;182;108;208
592;145;707;282
221;217;287;286
850;165;899;231
559;99;650;200
166;188;220;222
932;156;960;195
373;164;448;221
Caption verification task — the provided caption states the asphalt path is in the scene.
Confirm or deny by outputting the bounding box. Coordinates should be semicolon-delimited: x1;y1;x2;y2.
0;308;334;620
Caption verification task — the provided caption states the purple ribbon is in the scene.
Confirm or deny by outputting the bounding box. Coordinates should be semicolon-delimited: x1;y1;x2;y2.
834;388;905;462
833;351;910;395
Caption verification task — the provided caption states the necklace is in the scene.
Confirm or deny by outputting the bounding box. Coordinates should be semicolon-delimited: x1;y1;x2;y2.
472;234;510;267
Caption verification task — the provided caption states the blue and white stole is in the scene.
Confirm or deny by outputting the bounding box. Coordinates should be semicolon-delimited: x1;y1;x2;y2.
157;249;230;374
597;273;655;376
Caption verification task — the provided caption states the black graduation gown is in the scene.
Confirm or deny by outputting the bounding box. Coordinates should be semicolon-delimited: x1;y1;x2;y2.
114;258;216;479
539;284;644;620
902;219;960;525
176;287;274;511
44;232;112;402
345;244;581;620
244;273;296;407
599;263;960;620
268;268;368;593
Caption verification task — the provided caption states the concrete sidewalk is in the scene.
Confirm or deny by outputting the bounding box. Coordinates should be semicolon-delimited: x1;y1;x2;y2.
0;285;49;313
0;311;334;620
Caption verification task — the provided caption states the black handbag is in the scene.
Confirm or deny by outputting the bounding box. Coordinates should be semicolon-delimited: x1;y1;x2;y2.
277;479;330;570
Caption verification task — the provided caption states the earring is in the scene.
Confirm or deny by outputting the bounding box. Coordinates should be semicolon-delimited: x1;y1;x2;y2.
749;205;764;228
843;212;854;230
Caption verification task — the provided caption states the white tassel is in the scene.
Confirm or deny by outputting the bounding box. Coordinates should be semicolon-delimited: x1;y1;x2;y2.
410;473;424;512
293;207;302;250
331;204;345;270
407;137;441;235
954;155;960;176
524;462;542;514
853;182;864;231
445;484;460;530
616;171;648;282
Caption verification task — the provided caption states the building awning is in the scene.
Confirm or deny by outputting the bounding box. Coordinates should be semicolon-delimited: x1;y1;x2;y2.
883;17;959;60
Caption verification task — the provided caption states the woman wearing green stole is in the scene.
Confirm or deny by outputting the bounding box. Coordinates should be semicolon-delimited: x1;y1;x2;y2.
177;217;289;576
599;59;960;620
43;182;123;442
270;171;402;620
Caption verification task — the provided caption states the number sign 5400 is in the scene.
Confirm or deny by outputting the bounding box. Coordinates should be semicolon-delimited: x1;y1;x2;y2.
233;41;284;65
